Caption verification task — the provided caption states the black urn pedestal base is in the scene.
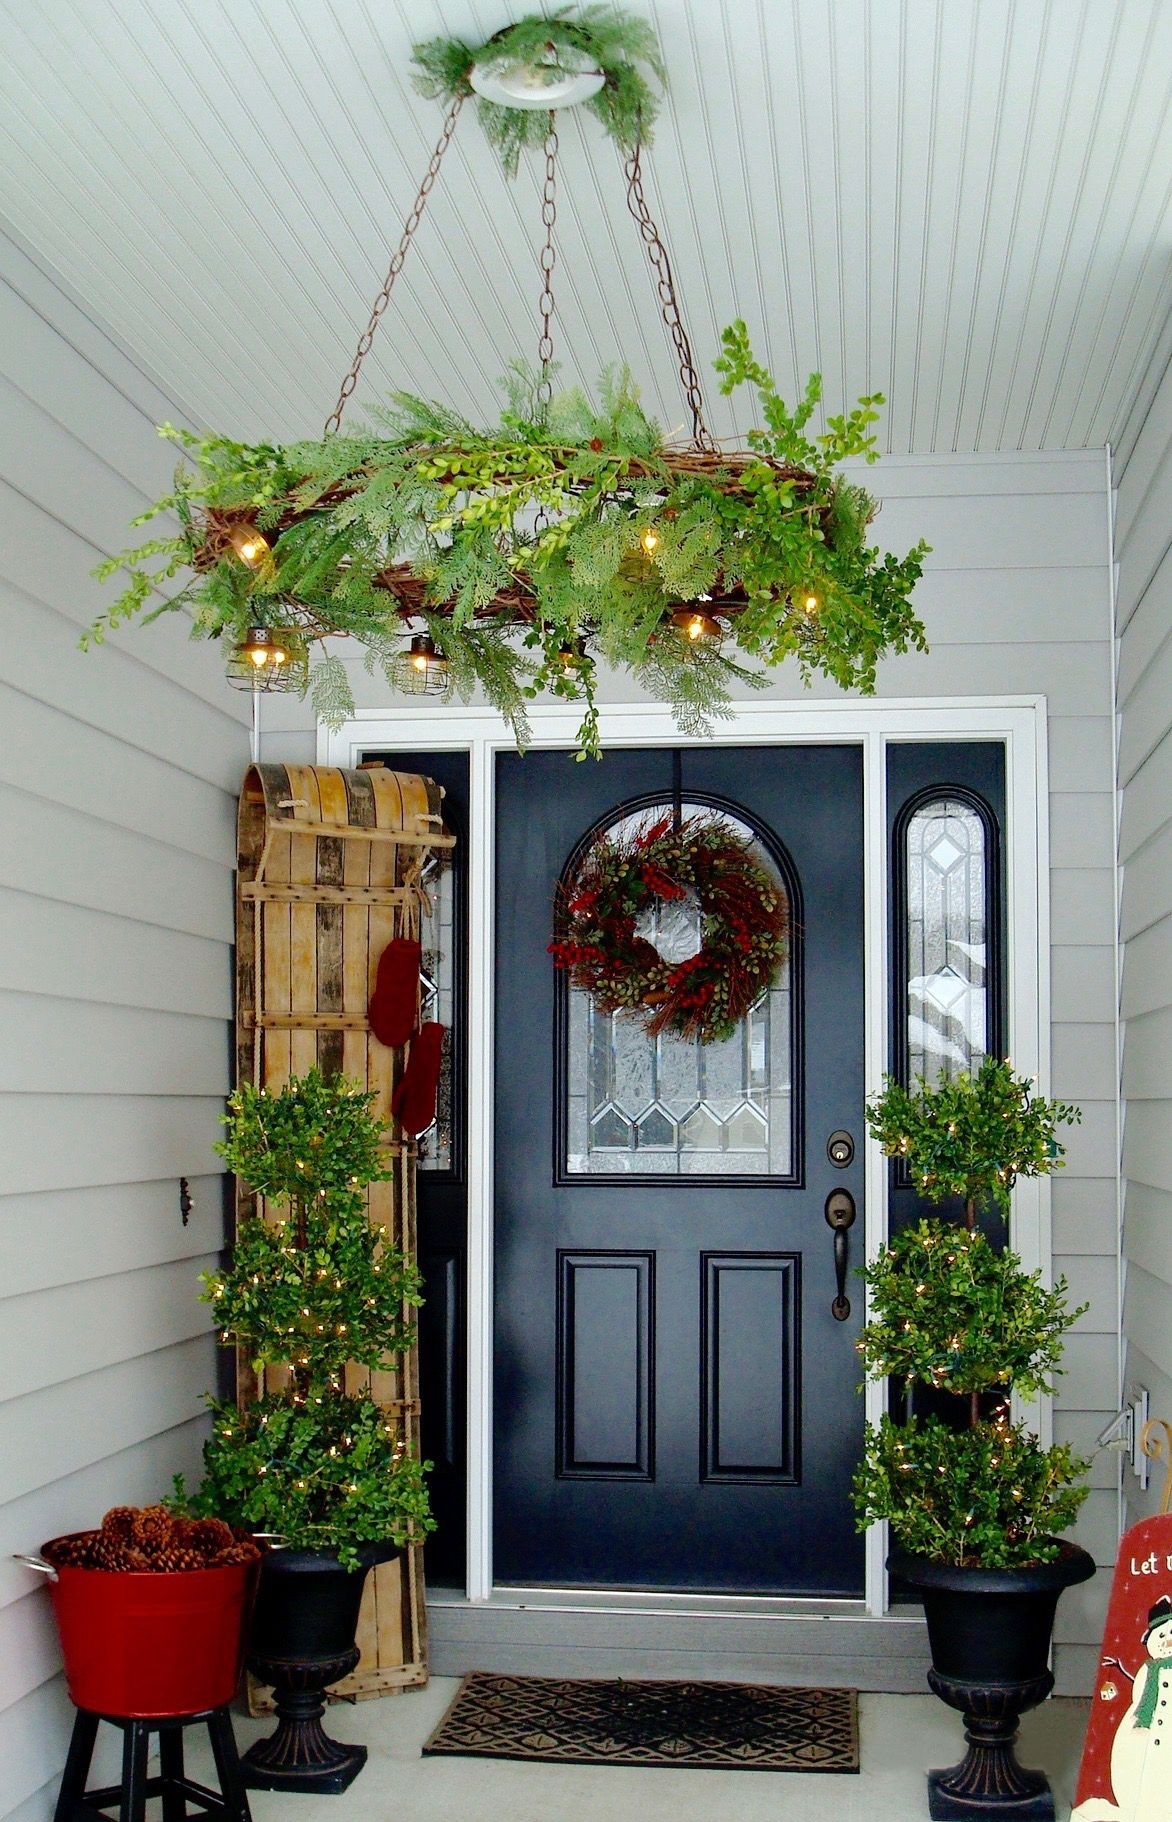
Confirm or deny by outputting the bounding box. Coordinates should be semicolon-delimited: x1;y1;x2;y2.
240;1540;397;1797
925;1669;1057;1822
891;1542;1095;1822
240;1646;366;1795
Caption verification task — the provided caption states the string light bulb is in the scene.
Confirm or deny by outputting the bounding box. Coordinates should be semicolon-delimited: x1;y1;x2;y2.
390;632;453;699
641;526;660;555
556;634;589;670
227;522;272;570
226;626;302;693
667;605;724;650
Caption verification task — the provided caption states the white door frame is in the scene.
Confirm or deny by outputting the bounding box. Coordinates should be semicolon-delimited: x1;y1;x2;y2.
322;693;1051;1620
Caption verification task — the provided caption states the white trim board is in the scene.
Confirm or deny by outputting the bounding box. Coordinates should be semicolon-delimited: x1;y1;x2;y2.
322;696;1050;1630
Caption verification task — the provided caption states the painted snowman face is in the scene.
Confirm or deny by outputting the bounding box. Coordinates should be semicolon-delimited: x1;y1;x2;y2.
1145;1620;1172;1663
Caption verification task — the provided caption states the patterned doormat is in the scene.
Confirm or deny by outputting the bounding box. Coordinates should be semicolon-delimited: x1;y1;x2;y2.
423;1671;859;1773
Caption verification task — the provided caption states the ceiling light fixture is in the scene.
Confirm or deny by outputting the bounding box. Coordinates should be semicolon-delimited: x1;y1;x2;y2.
469;43;604;111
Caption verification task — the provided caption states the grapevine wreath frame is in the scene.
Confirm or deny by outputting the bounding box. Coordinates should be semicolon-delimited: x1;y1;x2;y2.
550;810;789;1044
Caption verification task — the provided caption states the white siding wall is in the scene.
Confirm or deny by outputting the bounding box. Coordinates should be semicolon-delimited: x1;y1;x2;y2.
1115;348;1172;1530
0;232;249;1820
268;446;1119;1694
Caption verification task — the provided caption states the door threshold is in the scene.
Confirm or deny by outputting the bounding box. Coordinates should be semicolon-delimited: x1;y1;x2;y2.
430;1586;917;1623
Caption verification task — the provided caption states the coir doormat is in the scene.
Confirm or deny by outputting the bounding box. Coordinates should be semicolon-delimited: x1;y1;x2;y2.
423;1670;859;1773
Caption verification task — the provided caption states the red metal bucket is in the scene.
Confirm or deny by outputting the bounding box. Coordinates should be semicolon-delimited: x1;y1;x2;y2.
41;1535;258;1717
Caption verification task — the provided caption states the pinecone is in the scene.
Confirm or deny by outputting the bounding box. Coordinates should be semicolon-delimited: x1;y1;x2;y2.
119;1548;153;1573
45;1532;99;1568
212;1540;261;1566
99;1506;138;1545
90;1535;127;1571
152;1548;204;1572
187;1517;235;1557
130;1505;173;1555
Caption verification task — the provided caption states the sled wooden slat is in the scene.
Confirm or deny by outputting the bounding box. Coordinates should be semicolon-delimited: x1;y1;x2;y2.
250;821;454;849
237;762;448;1706
240;883;424;906
246;1011;381;1031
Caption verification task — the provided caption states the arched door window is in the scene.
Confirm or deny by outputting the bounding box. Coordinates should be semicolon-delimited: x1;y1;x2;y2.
560;800;798;1181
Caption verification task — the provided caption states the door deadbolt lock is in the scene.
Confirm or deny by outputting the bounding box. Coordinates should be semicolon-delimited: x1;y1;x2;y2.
827;1129;855;1169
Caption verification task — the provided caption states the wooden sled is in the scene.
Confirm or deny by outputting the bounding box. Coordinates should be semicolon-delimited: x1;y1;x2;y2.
236;762;453;1701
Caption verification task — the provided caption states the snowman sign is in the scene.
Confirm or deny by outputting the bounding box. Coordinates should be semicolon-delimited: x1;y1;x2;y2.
1074;1421;1172;1822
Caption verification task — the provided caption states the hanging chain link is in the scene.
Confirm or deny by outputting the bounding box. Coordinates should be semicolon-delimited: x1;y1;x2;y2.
623;135;713;447
536;113;559;418
323;93;465;436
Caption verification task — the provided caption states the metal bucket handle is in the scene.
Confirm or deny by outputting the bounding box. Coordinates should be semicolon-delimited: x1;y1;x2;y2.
13;1553;58;1583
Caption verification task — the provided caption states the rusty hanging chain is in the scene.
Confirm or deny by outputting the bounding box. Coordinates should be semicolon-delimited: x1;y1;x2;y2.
323;93;465;437
623;135;713;448
536;113;559;417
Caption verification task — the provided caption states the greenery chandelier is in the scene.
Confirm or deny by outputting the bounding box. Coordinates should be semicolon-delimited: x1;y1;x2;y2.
90;5;929;757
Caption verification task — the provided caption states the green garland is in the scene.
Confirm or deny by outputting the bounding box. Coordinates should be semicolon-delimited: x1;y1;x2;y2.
412;6;665;175
88;325;929;758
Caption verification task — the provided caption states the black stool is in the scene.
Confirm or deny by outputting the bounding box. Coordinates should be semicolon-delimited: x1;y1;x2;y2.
54;1706;251;1822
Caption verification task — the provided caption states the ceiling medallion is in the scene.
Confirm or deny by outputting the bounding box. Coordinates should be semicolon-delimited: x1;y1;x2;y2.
89;6;929;758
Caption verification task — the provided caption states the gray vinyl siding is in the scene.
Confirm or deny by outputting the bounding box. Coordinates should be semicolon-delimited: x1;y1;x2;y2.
268;446;1118;1695
1116;344;1172;1533
0;231;249;1819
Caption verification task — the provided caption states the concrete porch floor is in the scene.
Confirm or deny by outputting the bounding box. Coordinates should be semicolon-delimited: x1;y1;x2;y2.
187;1679;1092;1822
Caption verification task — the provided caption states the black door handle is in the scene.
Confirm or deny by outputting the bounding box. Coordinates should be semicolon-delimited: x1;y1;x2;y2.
824;1187;857;1321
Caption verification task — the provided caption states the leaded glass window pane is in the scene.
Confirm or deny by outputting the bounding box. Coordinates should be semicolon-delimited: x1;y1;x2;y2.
564;802;793;1178
417;844;454;1170
905;797;988;1085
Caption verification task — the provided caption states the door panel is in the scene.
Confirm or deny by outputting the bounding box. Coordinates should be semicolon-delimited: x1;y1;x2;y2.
494;744;866;1596
701;1253;799;1483
557;1251;655;1479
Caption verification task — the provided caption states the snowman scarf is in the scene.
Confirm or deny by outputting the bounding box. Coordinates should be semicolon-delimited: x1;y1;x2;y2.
1135;1658;1162;1729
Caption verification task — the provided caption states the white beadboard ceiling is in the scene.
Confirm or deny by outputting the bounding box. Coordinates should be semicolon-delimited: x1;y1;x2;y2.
1;0;1170;455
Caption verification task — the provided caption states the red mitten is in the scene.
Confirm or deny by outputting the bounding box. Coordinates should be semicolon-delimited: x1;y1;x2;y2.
368;937;422;1049
391;1022;446;1137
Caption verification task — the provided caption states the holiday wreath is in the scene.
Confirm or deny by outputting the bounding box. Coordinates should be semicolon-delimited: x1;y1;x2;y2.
551;812;788;1043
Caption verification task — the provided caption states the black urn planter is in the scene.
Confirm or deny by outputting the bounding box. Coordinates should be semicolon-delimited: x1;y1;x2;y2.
241;1539;398;1795
892;1542;1095;1822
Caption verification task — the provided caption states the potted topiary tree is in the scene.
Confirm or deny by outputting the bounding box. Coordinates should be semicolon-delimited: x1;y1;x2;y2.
854;1056;1094;1822
177;1067;433;1795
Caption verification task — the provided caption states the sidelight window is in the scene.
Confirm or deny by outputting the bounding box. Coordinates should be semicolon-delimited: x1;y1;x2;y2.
417;841;455;1171
901;793;994;1085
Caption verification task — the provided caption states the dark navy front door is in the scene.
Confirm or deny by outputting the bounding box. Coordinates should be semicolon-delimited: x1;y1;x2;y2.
494;744;866;1596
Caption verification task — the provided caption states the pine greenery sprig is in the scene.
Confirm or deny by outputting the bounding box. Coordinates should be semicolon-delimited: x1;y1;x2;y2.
856;1221;1087;1400
852;1413;1091;1570
412;7;665;176
88;329;930;757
